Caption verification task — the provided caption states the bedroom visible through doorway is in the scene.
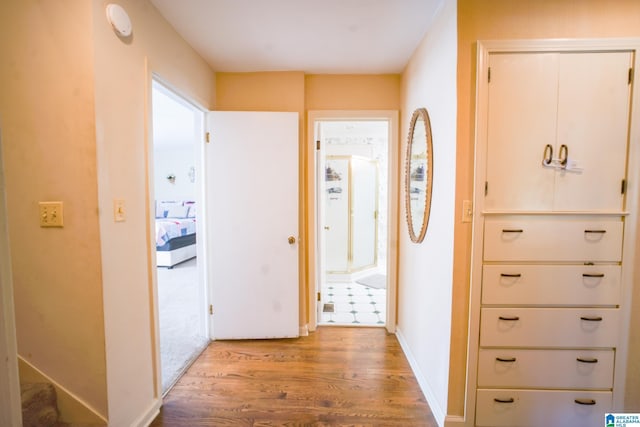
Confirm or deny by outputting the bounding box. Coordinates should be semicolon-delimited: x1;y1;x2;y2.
151;79;209;393
316;120;390;326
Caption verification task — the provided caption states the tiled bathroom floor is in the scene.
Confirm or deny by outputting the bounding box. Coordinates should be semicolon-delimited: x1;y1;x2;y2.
320;281;386;326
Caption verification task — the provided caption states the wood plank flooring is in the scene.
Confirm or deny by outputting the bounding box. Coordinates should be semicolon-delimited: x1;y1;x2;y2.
150;327;438;426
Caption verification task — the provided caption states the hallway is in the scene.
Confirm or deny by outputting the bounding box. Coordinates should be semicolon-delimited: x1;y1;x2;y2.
151;327;437;426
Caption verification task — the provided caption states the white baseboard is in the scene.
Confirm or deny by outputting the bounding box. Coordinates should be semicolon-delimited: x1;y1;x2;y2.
444;414;466;426
299;324;309;337
136;397;161;427
395;327;446;427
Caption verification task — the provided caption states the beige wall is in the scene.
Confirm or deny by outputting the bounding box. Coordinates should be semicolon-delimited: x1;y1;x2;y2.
0;0;108;415
92;0;215;424
451;0;640;417
305;74;400;110
216;73;400;327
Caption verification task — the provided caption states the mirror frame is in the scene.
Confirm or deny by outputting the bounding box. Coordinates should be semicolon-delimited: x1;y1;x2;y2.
404;108;434;243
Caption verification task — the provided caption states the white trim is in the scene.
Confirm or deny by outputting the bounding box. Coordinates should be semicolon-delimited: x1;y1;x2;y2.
134;398;162;427
146;65;211;400
396;327;445;427
0;133;22;427
299;324;309;337
306;110;399;333
465;37;640;426
444;415;466;426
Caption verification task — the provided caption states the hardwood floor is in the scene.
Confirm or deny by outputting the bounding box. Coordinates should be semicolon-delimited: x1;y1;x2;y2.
150;327;438;426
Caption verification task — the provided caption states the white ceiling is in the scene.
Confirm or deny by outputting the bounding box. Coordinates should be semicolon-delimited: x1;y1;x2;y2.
150;0;443;74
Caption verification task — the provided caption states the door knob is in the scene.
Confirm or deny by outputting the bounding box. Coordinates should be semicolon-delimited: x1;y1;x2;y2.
288;236;296;244
324;226;330;230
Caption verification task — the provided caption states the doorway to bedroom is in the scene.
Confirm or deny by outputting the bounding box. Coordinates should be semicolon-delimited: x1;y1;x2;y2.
151;79;209;394
315;119;390;327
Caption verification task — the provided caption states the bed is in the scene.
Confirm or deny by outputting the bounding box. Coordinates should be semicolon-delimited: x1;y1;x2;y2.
155;201;197;268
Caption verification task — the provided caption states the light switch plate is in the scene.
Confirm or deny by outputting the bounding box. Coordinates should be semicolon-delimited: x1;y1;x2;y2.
39;201;64;227
114;199;126;222
462;200;473;223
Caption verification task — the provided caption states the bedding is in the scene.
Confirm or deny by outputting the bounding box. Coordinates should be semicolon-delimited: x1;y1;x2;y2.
155;217;196;247
155;201;197;268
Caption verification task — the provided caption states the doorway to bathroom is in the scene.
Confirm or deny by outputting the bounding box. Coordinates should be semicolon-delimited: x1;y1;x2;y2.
315;118;391;327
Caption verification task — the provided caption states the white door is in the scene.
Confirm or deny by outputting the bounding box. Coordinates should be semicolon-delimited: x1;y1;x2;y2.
206;111;299;339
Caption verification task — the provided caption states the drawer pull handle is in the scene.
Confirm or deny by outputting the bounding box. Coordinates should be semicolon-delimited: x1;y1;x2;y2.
498;316;520;321
500;273;522;278
574;399;596;406
502;229;523;233
494;397;515;404
580;316;603;321
577;357;599;364
542;144;553;166
584;229;607;234
583;273;605;278
559;144;569;167
496;357;517;362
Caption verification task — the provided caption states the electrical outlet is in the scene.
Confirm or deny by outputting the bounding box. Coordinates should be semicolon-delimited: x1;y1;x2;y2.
39;201;64;227
462;200;473;223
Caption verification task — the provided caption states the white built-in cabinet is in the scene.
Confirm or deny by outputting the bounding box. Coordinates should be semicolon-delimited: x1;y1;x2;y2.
485;51;631;212
470;41;639;427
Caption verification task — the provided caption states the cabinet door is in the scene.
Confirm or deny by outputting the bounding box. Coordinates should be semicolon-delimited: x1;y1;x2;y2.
554;51;632;211
485;51;632;212
485;53;558;211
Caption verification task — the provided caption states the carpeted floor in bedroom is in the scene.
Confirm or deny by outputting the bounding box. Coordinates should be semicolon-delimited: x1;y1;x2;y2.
156;258;209;393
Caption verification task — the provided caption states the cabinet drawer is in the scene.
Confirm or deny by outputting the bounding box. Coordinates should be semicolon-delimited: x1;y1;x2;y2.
480;308;619;348
478;349;614;389
482;265;621;306
476;389;612;427
483;217;623;262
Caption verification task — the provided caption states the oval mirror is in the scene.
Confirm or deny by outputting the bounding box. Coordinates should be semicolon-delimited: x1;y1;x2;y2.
405;108;433;243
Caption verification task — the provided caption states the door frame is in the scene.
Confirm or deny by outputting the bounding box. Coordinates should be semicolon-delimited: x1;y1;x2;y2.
146;71;210;398
307;110;399;333
463;38;640;426
0;133;22;426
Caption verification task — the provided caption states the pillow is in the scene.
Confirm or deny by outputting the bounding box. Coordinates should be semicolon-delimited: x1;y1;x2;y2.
186;204;196;218
165;204;189;218
156;201;181;218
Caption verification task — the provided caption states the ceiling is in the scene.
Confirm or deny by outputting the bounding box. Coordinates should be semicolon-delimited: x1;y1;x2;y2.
150;0;443;74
